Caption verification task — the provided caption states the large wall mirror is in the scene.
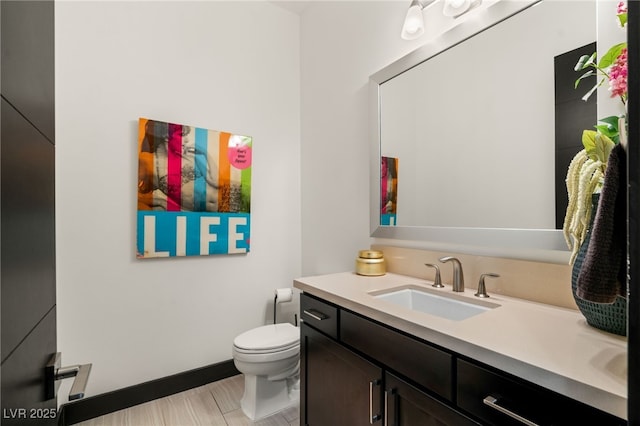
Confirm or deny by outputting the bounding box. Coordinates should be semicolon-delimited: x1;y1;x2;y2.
370;0;596;259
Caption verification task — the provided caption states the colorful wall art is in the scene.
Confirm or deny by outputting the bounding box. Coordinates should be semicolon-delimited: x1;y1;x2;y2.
137;118;252;258
381;156;398;226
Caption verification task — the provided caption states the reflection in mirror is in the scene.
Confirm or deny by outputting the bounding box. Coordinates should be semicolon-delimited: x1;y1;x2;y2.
381;156;399;226
371;0;596;256
380;0;594;228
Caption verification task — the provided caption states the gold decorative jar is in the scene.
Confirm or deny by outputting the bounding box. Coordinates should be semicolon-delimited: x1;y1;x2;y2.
355;250;386;276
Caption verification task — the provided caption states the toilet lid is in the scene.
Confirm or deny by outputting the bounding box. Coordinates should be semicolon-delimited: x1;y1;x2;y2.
234;323;299;351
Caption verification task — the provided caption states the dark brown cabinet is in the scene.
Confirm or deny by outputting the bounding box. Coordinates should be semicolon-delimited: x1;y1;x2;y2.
301;323;383;425
299;292;626;426
456;359;625;426
385;372;478;426
341;309;453;402
300;293;469;426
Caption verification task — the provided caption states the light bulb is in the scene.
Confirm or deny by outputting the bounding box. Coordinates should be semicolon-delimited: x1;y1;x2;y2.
401;4;425;40
442;0;471;17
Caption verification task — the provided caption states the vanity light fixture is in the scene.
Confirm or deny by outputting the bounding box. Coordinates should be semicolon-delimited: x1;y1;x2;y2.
401;0;436;40
442;0;482;17
401;0;483;40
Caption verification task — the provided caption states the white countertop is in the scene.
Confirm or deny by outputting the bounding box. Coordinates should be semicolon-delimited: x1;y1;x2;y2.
294;272;628;420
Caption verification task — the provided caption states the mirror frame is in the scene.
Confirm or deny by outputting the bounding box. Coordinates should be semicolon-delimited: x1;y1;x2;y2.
369;0;572;260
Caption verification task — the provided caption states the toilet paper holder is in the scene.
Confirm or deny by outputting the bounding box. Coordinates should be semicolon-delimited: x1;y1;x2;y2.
273;288;293;324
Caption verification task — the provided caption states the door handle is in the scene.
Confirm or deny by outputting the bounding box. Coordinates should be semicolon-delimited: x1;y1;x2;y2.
369;379;382;424
483;395;540;426
45;352;92;400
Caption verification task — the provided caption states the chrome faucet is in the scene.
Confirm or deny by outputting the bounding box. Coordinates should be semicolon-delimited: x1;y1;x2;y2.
475;273;500;298
439;256;464;292
424;263;444;288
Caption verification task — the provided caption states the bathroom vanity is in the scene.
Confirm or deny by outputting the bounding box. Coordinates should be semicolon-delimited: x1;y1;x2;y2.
294;272;627;425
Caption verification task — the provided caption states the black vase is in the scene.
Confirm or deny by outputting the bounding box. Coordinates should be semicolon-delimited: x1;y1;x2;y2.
571;194;627;336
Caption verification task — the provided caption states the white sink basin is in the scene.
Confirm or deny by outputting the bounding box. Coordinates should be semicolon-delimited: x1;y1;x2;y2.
370;285;500;321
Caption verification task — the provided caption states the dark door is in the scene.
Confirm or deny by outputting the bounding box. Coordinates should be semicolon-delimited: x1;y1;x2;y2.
301;323;383;426
385;372;479;426
1;1;58;425
554;42;597;229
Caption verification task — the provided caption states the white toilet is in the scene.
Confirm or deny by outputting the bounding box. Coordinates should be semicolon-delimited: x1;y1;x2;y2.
232;322;300;420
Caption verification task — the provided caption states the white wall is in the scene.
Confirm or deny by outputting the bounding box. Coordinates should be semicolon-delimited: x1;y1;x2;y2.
300;1;424;275
55;1;301;398
298;0;500;275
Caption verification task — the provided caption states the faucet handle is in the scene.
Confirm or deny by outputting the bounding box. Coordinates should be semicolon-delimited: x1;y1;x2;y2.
475;273;500;298
424;263;444;288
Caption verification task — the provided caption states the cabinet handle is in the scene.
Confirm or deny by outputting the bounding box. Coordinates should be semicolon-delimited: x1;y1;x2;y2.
384;390;389;426
483;395;540;426
303;309;328;321
369;379;382;424
384;389;397;426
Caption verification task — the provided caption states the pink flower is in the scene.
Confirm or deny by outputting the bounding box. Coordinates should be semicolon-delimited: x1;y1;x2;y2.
617;1;627;15
617;1;627;27
609;48;628;100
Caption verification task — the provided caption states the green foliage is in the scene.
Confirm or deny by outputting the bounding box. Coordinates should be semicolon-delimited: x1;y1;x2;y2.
598;42;627;68
574;52;596;72
618;12;628;28
571;3;626;170
582;130;615;165
593;115;621;144
574;43;627;102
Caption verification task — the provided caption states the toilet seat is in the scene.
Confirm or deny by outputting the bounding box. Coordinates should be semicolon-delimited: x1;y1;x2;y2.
232;322;300;420
232;343;300;364
233;323;299;353
233;341;299;355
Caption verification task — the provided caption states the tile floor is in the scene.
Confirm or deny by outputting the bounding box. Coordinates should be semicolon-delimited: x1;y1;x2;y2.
73;374;299;426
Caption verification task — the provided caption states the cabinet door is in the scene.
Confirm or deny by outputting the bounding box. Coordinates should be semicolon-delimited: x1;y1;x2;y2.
385;373;479;426
341;310;453;401
301;323;383;426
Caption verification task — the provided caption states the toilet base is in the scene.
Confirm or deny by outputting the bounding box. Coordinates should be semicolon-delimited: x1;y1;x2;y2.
240;374;299;420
